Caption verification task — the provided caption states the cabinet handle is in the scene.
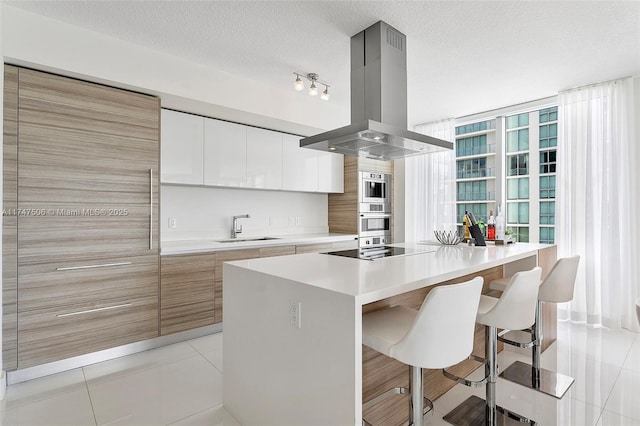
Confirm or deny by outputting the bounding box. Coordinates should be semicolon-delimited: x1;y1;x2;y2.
56;261;132;271
150;168;153;250
56;303;133;318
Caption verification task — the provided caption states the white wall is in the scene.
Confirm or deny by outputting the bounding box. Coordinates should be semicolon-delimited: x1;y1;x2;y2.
0;5;348;136
161;185;328;241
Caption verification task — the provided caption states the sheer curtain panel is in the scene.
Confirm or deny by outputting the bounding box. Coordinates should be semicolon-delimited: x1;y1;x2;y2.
407;119;456;242
557;77;639;331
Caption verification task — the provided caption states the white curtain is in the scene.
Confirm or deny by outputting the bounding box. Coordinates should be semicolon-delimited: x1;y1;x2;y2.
556;77;639;331
407;119;457;242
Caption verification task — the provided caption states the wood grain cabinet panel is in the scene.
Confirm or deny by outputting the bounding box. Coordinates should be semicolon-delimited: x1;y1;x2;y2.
17;206;158;264
18;254;159;313
18;294;158;369
295;240;358;254
214;249;259;324
328;156;393;235
295;243;333;254
3;65;19;371
160;253;216;335
3;67;161;369
258;245;296;257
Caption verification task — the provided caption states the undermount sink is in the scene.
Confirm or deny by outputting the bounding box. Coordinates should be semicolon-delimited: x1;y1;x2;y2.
214;237;281;243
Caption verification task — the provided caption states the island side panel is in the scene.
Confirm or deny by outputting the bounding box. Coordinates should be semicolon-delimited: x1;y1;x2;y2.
223;263;361;426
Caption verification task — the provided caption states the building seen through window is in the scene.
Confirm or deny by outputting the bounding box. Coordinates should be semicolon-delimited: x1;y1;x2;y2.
455;104;557;243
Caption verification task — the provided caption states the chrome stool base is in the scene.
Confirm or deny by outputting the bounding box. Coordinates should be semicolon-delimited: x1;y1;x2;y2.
499;360;575;399
362;366;434;426
362;386;433;426
443;395;536;426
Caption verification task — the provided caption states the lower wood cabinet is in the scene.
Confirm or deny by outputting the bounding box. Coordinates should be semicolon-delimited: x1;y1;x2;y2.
159;242;351;335
160;253;216;336
18;254;159;313
18;294;158;369
295;240;358;254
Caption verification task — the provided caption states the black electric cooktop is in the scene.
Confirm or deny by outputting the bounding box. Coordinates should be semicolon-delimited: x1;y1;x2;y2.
324;245;435;261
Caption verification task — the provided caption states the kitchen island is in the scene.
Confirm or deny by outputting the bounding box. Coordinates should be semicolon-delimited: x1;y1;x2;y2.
223;242;556;426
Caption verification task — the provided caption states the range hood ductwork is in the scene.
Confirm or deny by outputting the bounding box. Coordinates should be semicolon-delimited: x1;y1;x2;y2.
300;21;453;160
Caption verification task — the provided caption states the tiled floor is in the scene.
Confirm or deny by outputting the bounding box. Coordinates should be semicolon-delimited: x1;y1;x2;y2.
0;321;638;425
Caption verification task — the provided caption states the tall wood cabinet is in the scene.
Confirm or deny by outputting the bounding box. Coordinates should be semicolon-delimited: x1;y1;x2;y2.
328;156;393;234
3;66;19;371
3;66;160;370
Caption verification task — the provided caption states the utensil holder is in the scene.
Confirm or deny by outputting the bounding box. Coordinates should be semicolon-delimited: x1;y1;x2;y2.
468;224;486;246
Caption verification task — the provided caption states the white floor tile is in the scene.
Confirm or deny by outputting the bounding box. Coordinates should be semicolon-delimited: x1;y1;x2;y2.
622;337;640;373
168;404;240;426
83;342;199;383
423;409;453;425
494;378;602;426
554;323;637;367
432;379;484;415
0;408;17;426
202;347;224;373
597;410;640;426
2;368;86;411
87;355;223;426
1;324;638;426
603;368;640;421
558;354;621;408
187;332;223;355
14;387;96;426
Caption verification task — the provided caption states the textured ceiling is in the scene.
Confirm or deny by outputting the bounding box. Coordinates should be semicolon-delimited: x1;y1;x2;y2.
5;0;640;126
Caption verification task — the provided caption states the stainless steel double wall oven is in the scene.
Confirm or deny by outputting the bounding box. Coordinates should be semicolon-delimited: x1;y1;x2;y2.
358;171;391;247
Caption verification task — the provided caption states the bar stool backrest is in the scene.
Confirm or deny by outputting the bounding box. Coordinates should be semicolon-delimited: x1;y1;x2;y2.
389;277;484;369
538;256;580;303
479;267;542;331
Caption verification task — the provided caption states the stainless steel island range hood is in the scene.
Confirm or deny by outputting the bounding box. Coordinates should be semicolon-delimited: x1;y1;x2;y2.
300;21;453;160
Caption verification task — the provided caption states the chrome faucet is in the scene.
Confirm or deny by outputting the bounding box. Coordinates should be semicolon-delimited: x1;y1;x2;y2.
231;214;250;238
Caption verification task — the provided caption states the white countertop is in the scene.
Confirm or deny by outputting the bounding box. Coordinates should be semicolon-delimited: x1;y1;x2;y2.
226;242;551;304
160;233;358;255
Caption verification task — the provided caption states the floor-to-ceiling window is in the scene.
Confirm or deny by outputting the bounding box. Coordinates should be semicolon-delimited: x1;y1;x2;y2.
454;103;557;243
454;120;496;235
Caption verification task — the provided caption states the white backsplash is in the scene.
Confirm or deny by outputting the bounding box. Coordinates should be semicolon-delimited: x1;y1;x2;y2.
161;185;329;241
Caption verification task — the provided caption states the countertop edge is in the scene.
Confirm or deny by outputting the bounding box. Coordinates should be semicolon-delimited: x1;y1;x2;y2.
160;233;358;255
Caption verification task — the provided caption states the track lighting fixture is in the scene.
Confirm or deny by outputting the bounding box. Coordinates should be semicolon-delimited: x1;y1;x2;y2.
293;72;330;101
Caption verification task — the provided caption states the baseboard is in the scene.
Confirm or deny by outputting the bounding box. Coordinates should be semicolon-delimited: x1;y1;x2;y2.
7;323;222;385
0;370;6;400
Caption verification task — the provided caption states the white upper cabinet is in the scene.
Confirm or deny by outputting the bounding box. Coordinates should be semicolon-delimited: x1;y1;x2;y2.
318;152;344;193
246;127;282;190
204;118;247;187
282;134;319;192
161;110;342;193
161;110;204;185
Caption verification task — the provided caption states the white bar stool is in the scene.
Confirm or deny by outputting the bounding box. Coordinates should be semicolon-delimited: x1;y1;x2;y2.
362;277;484;426
489;256;580;399
443;267;542;426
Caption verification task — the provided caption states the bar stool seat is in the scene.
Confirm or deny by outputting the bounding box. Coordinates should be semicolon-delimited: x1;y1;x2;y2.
444;267;542;426
489;256;580;399
362;277;484;426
